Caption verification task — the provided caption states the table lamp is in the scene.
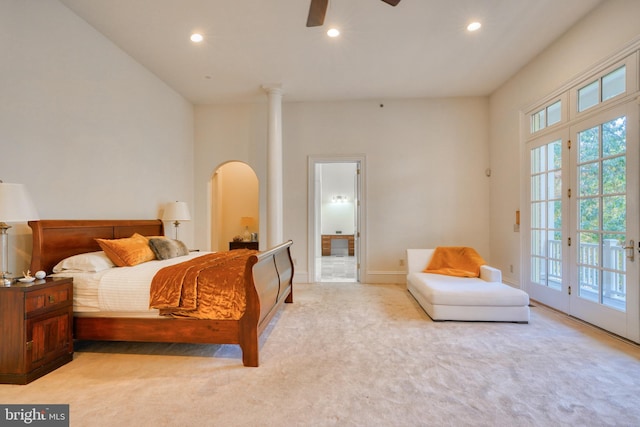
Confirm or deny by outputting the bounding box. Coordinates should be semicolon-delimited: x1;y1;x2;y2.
162;201;191;240
0;182;39;285
240;217;254;242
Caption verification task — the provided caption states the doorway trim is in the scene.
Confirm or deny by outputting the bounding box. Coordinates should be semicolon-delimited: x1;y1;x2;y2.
308;154;366;283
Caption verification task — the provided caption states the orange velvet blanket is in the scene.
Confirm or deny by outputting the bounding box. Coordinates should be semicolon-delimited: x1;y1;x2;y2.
424;246;486;278
149;250;257;320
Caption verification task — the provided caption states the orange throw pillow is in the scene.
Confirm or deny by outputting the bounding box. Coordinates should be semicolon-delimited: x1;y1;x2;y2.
96;233;156;267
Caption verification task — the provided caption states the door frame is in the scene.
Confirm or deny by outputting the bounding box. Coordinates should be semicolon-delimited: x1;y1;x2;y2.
307;154;366;283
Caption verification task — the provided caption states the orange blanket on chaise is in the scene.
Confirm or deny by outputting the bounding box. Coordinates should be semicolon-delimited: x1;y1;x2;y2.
424;246;486;278
149;250;257;320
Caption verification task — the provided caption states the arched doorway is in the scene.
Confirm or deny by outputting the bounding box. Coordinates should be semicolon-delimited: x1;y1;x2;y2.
210;162;259;252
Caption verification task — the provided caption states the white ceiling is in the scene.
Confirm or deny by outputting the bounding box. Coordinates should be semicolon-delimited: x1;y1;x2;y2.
58;0;602;104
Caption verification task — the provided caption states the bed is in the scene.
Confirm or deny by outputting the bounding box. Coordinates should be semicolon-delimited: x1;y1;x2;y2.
28;219;294;367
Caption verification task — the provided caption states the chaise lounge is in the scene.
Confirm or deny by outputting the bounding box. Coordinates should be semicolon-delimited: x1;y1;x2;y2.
406;248;530;323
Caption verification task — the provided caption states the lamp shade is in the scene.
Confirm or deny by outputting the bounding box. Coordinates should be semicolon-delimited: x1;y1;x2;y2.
162;201;191;221
240;217;254;227
0;182;39;222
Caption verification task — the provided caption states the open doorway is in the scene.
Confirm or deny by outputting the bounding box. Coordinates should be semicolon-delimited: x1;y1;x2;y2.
210;162;259;252
308;156;365;283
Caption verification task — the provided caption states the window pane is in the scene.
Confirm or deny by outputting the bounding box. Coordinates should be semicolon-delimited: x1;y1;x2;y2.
578;126;599;163
531;230;545;256
531;256;546;285
531;109;545;133
548;139;562;169
531;174;546;201
547;101;561;126
602;157;626;195
602;234;624;264
550;200;562;229
603;196;625;232
531;146;545;173
578;80;599;112
531;201;546;228
579;163;599;196
579;198;600;231
603;116;626;157
549;171;562;199
602;66;625;102
578;232;600;265
579;266;600;302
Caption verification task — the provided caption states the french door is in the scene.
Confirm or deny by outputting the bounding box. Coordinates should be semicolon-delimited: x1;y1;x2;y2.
527;103;639;342
568;104;639;340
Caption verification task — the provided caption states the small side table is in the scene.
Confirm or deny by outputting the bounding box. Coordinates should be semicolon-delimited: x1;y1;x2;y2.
229;241;259;251
0;276;74;384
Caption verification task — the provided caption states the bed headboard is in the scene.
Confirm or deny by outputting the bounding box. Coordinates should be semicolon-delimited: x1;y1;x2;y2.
28;219;164;274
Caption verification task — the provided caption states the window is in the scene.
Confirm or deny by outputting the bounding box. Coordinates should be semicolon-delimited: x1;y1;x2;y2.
577;66;626;113
531;100;562;133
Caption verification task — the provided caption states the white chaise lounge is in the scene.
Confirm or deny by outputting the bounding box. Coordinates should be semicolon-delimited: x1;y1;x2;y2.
406;249;530;323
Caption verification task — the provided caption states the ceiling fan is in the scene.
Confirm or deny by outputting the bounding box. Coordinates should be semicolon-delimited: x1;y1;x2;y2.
306;0;401;27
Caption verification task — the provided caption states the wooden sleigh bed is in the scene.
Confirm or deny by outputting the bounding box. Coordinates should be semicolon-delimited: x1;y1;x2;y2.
28;219;294;367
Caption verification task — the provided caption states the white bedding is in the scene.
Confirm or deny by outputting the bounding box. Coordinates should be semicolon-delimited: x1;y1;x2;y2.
51;251;210;314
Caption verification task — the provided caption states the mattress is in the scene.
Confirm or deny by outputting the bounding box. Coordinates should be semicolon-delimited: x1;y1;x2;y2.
51;251;210;314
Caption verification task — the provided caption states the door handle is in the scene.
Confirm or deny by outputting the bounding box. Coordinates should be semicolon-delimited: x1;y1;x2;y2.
624;240;634;261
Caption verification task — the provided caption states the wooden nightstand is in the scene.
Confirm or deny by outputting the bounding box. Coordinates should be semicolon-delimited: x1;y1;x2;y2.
229;241;259;251
0;277;73;384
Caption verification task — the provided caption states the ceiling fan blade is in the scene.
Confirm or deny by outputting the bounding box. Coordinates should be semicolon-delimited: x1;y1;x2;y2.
307;0;329;27
381;0;401;5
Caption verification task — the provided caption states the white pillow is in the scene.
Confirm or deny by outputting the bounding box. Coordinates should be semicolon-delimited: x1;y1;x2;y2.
52;251;116;273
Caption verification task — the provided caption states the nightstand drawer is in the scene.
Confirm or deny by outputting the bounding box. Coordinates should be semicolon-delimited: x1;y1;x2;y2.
24;283;72;315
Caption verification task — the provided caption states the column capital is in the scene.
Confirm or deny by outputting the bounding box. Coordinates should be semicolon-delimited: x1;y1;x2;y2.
261;84;283;95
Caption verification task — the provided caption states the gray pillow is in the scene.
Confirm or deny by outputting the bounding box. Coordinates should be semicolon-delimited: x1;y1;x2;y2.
149;238;189;260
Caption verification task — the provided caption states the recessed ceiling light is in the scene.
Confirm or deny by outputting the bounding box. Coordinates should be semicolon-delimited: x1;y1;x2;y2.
467;22;481;32
190;33;204;43
327;28;340;38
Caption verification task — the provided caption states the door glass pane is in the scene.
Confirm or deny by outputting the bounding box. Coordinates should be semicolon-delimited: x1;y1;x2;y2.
603;116;626;157
531;174;545;200
531;146;545;173
602;66;625;102
578;163;599;196
578;126;599;162
549;140;562;169
531;202;545;228
579;198;599;230
578;81;599;112
603;196;625;232
602;157;626;194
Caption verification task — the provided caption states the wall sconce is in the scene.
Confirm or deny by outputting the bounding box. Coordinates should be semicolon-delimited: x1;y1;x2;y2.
0;181;39;284
162;201;191;240
331;195;348;203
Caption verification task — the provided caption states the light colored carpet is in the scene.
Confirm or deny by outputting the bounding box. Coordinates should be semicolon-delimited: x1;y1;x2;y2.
1;282;639;426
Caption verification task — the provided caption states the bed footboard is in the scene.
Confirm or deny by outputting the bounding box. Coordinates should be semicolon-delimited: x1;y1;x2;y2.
241;240;294;366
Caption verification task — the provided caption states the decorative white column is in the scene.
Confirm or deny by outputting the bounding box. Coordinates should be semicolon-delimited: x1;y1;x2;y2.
263;84;284;248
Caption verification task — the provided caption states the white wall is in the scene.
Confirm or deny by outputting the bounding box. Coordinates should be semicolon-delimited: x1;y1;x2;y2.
320;163;356;235
489;0;640;285
1;0;194;274
196;97;490;283
194;104;268;252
